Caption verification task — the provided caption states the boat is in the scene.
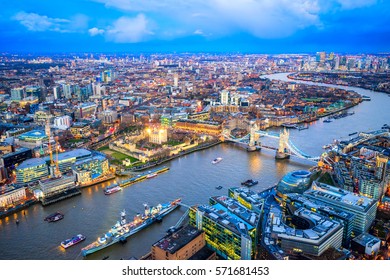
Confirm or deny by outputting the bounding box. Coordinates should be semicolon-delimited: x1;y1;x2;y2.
212;157;223;164
104;183;121;195
361;95;371;101
216;186;223;190
348;132;358;136
44;212;64;222
323;119;332;123
61;234;86;249
241;179;259;187
282;123;298;129
146;173;157;179
81;198;181;257
119;166;169;188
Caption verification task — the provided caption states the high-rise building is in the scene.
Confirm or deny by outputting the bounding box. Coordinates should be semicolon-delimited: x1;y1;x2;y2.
316;52;326;63
53;116;72;129
220;90;230;105
52;86;61;100
25;86;42;101
11;88;24;101
101;70;115;83
61;83;73;99
173;73;179;87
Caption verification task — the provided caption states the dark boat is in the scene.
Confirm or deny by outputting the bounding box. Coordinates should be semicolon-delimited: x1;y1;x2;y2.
241;179;259;187
216;186;223;190
44;212;64;222
348;132;358;136
323;119;332;123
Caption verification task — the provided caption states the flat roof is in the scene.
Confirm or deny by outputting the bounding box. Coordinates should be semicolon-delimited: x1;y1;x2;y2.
17;158;47;169
152;225;202;255
353;233;381;247
17;130;47;140
42;148;91;163
305;182;375;212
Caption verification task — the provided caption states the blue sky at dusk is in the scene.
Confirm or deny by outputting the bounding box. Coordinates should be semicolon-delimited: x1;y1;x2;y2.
1;0;390;53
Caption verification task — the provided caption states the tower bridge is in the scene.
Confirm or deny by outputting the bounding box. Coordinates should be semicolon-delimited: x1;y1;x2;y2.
223;122;321;162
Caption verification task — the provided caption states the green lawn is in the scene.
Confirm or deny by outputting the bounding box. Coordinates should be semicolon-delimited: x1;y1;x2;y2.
167;140;183;146
110;151;139;163
97;145;109;151
68;138;85;143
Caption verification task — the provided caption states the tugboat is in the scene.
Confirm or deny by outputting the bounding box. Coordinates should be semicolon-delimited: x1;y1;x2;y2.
61;234;86;249
241;179;259;187
44;212;64;222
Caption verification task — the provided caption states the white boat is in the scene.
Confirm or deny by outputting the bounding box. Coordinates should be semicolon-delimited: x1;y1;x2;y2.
212;157;223;164
146;173;157;179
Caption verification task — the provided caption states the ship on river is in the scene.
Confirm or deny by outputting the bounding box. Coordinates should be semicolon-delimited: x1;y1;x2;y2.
81;198;181;257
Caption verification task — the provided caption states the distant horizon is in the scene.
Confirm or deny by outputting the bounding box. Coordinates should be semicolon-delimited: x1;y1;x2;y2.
2;50;390;56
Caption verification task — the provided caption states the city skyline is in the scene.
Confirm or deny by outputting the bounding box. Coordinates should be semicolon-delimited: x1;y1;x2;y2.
2;0;390;53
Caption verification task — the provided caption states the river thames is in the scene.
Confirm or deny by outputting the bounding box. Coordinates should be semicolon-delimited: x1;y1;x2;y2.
0;73;389;260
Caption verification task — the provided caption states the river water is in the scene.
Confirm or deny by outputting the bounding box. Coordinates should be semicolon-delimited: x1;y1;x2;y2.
1;73;389;260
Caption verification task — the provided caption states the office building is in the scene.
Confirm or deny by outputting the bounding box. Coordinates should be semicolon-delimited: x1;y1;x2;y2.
351;233;381;255
284;193;354;247
304;182;377;236
189;196;260;260
268;207;343;256
42;148;92;174
16;130;48;149
70;122;91;138
72;155;109;185
11;88;24;101
276;170;312;201
228;187;264;213
15;158;49;184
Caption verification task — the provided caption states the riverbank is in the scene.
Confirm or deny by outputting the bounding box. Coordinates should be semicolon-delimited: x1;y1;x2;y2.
118;140;222;173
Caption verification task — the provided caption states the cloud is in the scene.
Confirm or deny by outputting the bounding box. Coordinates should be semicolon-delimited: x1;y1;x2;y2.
13;12;70;32
105;14;153;43
193;29;204;35
13;12;89;33
92;0;382;40
88;27;105;36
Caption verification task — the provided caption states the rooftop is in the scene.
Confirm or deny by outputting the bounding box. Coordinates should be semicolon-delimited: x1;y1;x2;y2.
42;148;91;163
305;182;376;212
17;130;47;140
353;233;381;247
16;158;47;170
152;225;203;255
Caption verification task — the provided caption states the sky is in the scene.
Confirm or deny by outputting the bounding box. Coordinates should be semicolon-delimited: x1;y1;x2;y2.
1;0;390;53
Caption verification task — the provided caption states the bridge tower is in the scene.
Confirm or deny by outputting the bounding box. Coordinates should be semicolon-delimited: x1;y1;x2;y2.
247;121;260;152
276;128;290;159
